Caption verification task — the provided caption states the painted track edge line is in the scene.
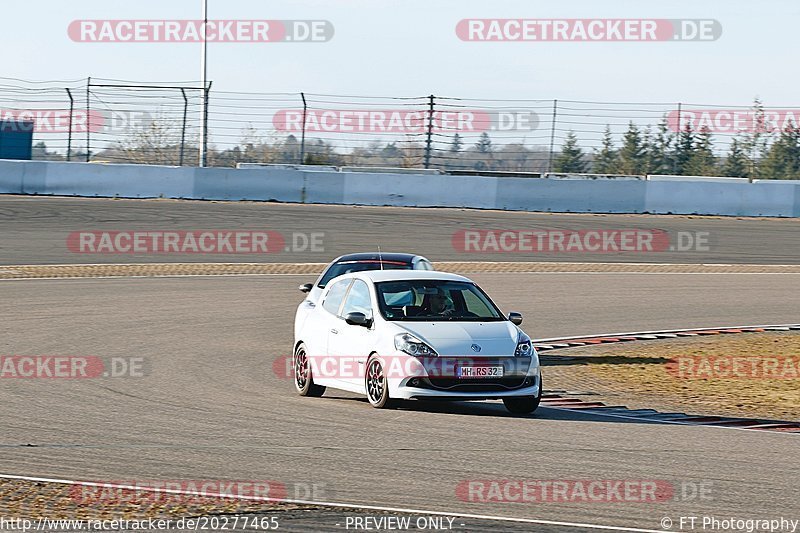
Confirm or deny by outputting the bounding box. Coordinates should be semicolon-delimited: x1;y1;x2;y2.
540;406;799;437
0;473;665;533
533;324;800;344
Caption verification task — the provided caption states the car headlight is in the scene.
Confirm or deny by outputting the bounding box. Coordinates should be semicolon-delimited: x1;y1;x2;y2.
395;333;438;357
515;331;533;357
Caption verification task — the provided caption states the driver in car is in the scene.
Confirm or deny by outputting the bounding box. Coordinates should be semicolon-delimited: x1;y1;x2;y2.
427;290;455;317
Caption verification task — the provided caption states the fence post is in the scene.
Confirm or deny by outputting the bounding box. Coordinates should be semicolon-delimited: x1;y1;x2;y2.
179;88;188;166
201;81;211;167
674;102;682;174
65;88;74;162
85;77;90;162
299;92;307;164
424;94;435;169
547;99;558;173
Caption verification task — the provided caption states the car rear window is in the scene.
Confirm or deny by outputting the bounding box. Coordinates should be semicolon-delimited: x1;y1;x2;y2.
318;261;411;288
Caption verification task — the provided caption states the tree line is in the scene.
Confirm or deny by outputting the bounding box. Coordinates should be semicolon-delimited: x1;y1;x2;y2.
554;100;800;180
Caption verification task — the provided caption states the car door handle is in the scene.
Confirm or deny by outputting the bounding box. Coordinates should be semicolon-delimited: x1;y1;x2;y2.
330;328;338;334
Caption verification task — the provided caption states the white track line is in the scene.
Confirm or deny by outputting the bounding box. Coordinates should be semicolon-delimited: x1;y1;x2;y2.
1;261;798;267
0;274;311;281
476;272;800;275
0;473;665;533
534;323;800;343
541;406;799;436
3;272;800;282
3;261;800;267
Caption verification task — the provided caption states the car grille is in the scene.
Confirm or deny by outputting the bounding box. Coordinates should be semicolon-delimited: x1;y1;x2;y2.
417;357;533;392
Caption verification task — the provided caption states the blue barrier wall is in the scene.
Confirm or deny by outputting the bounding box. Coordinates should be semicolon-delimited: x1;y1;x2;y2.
1;160;798;217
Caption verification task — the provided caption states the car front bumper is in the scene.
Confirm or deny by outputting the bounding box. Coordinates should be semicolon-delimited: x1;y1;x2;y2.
388;361;541;400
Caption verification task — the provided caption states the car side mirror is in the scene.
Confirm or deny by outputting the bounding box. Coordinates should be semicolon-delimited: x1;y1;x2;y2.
508;312;523;325
299;283;313;293
345;312;372;327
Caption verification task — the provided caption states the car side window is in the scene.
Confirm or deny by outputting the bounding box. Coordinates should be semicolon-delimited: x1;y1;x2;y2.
322;279;351;315
461;289;494;316
341;279;373;319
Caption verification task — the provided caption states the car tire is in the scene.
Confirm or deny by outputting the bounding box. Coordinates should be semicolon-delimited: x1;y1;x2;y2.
365;356;395;409
502;377;542;415
294;343;325;397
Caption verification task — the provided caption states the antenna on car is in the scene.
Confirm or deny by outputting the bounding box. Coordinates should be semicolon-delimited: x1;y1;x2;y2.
377;246;384;270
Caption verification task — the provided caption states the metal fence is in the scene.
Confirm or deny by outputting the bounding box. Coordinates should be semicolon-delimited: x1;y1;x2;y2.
0;77;783;173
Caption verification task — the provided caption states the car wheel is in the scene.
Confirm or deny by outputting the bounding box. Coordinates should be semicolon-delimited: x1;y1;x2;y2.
365;356;395;409
294;343;325;397
502;377;542;415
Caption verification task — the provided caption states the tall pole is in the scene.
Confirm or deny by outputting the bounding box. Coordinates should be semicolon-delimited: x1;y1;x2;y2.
675;102;682;174
547;99;557;173
299;92;307;165
86;77;91;162
199;0;208;167
65;88;74;162
180;88;188;166
424;94;434;169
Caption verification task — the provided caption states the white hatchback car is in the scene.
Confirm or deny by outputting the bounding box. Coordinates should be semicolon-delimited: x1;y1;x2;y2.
292;270;542;414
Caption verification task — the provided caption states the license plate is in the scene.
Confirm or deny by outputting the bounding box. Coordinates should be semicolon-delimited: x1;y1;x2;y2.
457;366;504;378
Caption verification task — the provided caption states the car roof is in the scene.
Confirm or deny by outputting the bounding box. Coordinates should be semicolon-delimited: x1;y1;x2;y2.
344;270;472;283
334;252;424;263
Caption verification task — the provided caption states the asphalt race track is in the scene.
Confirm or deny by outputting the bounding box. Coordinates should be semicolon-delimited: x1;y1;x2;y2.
1;197;799;531
1;196;799;265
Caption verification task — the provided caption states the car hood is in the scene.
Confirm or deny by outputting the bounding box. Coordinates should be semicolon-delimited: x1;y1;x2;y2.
399;321;520;357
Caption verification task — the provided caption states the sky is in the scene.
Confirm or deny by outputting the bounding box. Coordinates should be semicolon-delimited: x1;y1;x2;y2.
5;0;799;105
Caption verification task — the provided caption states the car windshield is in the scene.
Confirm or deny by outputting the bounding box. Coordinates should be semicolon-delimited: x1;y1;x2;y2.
318;260;411;288
375;280;504;321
